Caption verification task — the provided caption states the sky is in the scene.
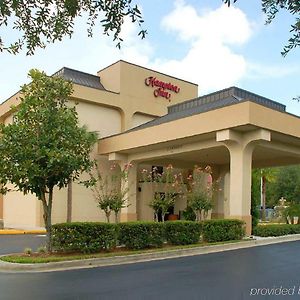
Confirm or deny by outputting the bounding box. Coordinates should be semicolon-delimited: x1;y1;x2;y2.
0;0;299;114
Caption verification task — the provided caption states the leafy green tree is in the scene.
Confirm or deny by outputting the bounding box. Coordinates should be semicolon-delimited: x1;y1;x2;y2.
93;163;131;223
224;0;300;56
0;70;97;251
293;96;300;102
144;165;183;222
0;0;146;55
273;165;300;203
260;168;277;221
149;192;177;223
186;166;214;222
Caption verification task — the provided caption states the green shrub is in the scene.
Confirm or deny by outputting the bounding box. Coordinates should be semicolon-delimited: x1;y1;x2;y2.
118;221;165;249
24;247;32;255
284;204;300;219
253;224;300;237
37;246;47;254
51;222;117;253
165;221;201;245
202;219;245;243
182;206;196;221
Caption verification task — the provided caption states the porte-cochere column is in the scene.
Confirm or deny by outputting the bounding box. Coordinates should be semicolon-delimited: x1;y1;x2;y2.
217;129;271;235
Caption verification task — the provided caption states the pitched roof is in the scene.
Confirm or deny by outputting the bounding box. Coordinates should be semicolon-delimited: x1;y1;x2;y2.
53;67;106;90
128;86;286;132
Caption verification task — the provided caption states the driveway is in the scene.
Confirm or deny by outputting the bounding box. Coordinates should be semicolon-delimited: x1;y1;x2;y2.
1;240;300;299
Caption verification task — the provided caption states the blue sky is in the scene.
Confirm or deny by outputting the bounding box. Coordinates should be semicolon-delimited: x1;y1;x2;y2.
0;0;299;114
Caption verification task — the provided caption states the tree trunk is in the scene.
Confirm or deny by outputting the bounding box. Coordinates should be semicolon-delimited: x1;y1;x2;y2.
262;176;266;221
196;211;201;222
105;211;111;223
114;211;119;223
41;187;53;252
67;179;72;223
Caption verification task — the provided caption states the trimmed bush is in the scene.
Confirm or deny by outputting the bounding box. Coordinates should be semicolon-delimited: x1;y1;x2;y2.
253;224;300;237
52;222;117;253
165;221;202;245
118;221;165;249
202;219;245;243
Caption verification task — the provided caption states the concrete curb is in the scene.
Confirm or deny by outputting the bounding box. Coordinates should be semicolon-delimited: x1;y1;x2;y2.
1;234;300;273
0;230;46;235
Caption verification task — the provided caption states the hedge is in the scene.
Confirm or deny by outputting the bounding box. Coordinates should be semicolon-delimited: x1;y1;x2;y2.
118;221;165;249
202;219;245;243
253;224;300;237
165;221;202;245
51;219;246;253
52;222;117;253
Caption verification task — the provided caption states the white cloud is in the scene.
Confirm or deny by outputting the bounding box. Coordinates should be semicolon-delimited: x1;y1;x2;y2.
246;62;300;79
153;1;253;93
151;40;247;92
162;1;252;45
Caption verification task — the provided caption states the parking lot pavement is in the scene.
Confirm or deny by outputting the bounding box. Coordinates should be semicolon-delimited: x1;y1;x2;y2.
0;234;46;255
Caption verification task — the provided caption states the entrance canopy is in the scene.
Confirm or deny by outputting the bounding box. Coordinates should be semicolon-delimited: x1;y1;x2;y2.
98;87;300;234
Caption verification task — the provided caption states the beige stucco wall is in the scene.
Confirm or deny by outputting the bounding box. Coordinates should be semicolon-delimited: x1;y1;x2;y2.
3;188;39;229
4;114;13;125
49;98;123;225
71;156;112;222
211;165;230;219
99;60;198;107
1;115;35;227
72;100;122;137
132;113;155;129
97;61;121;93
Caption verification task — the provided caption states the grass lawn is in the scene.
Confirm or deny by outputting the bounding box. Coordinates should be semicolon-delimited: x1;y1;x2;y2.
0;239;248;264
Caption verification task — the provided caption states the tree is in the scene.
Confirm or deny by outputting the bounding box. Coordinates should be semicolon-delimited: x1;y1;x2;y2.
251;169;261;229
273;165;300;203
293;96;300;102
0;70;97;251
260;168;277;221
149;192;177;223
186;166;214;222
224;0;300;56
93;163;131;223
0;0;146;55
143;165;183;222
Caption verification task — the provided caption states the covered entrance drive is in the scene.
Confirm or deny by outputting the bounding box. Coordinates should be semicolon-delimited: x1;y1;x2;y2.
98;88;300;235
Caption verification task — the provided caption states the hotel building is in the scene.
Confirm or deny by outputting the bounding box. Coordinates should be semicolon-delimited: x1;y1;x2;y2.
1;60;300;235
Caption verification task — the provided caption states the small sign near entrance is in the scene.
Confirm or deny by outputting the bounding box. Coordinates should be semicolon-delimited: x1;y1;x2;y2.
145;76;180;102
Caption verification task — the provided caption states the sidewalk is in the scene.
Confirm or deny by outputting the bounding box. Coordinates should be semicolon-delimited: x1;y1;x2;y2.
1;234;300;273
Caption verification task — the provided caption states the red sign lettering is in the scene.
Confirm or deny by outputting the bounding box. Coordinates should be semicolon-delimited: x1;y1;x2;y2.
145;76;180;102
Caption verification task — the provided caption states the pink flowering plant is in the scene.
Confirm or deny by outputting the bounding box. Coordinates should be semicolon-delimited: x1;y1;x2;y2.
92;163;132;223
142;165;184;222
186;165;216;221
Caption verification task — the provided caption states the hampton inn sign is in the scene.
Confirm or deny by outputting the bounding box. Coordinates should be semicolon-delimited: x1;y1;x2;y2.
145;76;181;101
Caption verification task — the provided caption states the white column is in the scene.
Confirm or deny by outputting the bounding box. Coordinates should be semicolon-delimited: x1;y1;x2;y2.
217;129;271;235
